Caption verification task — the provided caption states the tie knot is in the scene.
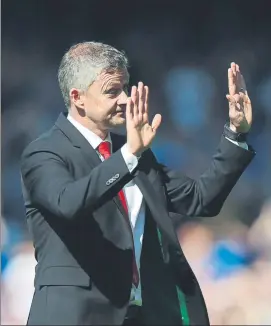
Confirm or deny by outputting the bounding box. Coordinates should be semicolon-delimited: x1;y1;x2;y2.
98;141;111;159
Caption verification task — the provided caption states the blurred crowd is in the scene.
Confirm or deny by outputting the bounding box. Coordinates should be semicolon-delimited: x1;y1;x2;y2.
2;0;271;325
178;200;271;325
2;202;271;325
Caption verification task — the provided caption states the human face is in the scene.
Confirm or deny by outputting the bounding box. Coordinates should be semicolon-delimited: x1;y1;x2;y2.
73;69;129;131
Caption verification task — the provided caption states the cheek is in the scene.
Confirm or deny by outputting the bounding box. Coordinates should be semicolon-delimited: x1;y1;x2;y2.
86;98;104;116
104;100;118;115
86;97;117;119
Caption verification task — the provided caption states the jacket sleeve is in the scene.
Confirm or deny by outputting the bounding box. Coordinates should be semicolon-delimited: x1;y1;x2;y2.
160;136;255;217
21;142;134;220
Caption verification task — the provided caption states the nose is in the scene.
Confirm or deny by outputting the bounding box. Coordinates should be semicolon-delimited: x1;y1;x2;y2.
117;90;128;105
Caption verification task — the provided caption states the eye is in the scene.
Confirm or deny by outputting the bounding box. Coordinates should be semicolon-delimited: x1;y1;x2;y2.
106;89;120;95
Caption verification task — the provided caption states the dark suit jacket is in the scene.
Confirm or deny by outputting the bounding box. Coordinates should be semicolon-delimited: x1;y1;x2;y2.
21;113;255;325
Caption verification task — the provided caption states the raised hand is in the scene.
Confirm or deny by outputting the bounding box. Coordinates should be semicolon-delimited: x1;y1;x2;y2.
226;62;252;133
126;82;162;156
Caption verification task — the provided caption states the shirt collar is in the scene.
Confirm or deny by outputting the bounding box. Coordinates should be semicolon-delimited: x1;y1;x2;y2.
67;114;111;150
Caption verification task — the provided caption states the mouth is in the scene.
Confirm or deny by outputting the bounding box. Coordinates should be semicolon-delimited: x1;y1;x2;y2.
114;110;125;116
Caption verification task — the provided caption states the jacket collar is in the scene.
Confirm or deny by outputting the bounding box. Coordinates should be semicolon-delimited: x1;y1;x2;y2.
55;112;124;153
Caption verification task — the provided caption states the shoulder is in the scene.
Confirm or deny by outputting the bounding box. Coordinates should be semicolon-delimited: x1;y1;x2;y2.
21;124;69;162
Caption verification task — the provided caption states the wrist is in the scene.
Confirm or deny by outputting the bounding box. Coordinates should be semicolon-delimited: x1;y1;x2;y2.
229;121;251;133
126;144;143;158
223;122;248;142
229;122;237;132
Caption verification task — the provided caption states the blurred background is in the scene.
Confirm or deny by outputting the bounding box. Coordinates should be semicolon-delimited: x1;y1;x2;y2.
1;0;271;324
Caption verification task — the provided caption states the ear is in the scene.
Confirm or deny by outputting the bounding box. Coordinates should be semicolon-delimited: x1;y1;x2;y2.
70;88;85;109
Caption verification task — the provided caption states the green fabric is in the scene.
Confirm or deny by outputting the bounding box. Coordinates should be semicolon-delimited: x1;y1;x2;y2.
176;286;190;326
157;228;190;326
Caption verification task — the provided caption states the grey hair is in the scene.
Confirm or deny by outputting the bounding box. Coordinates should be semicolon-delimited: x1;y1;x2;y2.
58;41;129;109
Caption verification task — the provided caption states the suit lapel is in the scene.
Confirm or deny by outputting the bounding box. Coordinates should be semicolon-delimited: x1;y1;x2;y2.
113;195;128;221
55;113;128;220
55;112;102;168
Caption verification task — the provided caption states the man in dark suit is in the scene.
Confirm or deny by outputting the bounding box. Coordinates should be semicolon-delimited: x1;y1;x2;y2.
21;42;254;325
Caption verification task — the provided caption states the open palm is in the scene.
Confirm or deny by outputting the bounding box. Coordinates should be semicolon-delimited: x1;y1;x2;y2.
226;62;252;133
126;82;162;156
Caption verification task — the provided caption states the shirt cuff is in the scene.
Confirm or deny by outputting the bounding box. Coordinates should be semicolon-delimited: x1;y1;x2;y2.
225;137;249;150
121;144;139;172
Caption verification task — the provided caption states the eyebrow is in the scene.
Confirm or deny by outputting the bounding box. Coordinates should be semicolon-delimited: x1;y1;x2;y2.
105;83;129;91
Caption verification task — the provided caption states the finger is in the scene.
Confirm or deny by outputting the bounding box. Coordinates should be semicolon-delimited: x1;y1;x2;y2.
245;94;251;105
126;97;134;119
233;93;243;111
239;92;247;111
228;68;235;96
242;93;253;122
131;86;138;118
240;74;248;96
235;64;243;93
236;64;249;96
143;85;149;123
239;92;246;100
226;94;236;105
226;94;232;101
134;90;139;121
233;93;241;102
126;97;134;120
226;94;241;123
231;62;236;76
137;81;145;122
131;85;137;104
226;94;237;109
151;114;162;132
240;93;252;114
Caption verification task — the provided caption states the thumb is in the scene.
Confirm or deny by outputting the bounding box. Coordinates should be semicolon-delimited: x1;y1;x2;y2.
151;114;162;132
226;94;235;103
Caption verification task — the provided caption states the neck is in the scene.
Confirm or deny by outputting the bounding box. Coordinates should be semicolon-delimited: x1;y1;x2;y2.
68;110;108;140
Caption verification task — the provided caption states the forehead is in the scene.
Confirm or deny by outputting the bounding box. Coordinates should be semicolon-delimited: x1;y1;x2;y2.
96;69;129;86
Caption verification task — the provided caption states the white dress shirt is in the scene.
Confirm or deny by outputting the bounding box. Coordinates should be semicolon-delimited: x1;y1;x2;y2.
67;115;144;305
67;114;248;306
